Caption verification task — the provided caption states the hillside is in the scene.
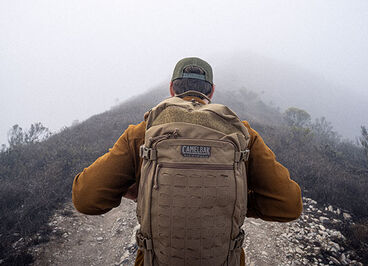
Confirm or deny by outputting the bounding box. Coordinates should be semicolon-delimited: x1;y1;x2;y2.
0;87;367;265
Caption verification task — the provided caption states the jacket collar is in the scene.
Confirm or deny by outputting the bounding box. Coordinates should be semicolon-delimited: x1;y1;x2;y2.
181;96;207;104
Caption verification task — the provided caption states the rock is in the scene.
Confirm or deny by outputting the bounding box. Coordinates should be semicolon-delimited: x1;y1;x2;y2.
319;225;326;231
319;216;330;224
336;208;341;215
261;251;267;256
329;241;341;252
328;205;334;212
249;221;261;226
343;213;351;220
12;238;24;248
340;253;348;264
96;237;103;241
329;256;341;265
62;233;68;238
295;247;303;254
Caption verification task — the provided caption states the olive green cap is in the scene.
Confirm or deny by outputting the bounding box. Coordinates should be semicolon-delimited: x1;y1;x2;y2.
171;57;213;85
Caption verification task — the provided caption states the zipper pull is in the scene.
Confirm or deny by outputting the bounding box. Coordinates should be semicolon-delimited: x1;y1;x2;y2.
153;164;162;190
172;128;179;138
148;130;180;146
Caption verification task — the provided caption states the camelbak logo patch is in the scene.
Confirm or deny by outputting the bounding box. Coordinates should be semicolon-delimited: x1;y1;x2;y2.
181;145;211;158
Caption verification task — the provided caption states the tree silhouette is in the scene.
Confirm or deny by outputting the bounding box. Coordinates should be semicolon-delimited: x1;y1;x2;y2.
284;107;311;128
7;122;51;149
7;124;25;148
360;125;368;164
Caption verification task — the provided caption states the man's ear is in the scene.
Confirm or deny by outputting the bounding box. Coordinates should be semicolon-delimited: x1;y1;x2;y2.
169;82;175;97
208;84;215;99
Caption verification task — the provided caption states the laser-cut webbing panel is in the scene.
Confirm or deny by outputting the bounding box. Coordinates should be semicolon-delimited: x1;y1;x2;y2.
151;167;235;266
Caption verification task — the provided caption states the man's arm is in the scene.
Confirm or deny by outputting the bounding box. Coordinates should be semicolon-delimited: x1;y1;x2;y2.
72;122;145;215
243;121;303;222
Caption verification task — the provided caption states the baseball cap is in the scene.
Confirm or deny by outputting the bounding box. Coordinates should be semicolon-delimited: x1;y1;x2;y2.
171;57;213;85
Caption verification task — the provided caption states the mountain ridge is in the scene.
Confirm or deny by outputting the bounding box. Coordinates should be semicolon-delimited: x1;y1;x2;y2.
0;87;367;265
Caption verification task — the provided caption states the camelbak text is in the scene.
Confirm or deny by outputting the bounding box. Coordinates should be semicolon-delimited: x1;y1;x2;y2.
181;145;211;158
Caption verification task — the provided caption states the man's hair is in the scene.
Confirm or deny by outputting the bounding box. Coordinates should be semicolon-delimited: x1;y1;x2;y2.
172;66;213;96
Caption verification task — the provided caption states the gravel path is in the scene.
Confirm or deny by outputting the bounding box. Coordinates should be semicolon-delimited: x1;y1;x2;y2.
29;197;363;266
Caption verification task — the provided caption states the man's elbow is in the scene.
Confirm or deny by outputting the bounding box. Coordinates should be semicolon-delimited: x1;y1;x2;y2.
264;182;303;223
72;172;110;215
281;182;303;222
72;180;93;214
72;193;89;214
72;188;110;215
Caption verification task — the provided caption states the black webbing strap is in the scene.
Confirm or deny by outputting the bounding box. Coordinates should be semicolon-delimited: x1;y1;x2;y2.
139;145;157;161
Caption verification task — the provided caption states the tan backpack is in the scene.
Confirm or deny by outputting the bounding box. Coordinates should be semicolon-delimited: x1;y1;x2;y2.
136;91;250;266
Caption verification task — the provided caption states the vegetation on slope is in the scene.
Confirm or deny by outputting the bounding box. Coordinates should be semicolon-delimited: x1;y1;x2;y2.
0;87;367;264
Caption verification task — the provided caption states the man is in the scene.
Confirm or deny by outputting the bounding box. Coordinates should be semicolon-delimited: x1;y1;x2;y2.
72;57;302;265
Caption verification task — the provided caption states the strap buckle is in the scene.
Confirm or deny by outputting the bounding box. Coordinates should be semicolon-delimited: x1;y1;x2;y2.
240;149;250;161
139;145;157;160
230;229;245;250
136;230;153;250
235;149;250;162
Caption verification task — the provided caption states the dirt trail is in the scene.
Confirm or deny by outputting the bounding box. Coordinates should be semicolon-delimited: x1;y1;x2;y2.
29;197;362;266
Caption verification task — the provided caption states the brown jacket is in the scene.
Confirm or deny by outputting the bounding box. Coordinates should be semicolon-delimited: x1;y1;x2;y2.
72;99;302;265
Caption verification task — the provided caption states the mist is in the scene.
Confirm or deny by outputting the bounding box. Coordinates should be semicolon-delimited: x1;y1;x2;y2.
1;0;368;145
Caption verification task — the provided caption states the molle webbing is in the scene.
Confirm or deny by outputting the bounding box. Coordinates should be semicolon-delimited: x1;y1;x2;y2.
151;164;235;265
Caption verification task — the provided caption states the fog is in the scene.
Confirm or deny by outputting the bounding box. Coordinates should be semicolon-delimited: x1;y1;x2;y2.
1;0;367;145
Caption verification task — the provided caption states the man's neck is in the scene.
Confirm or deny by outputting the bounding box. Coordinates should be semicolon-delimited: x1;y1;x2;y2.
180;95;208;104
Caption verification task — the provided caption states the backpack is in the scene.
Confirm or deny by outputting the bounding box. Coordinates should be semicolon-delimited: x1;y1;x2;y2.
136;91;250;266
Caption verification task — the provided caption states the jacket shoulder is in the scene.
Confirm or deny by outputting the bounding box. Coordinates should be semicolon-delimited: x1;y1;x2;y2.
124;121;146;141
241;120;258;145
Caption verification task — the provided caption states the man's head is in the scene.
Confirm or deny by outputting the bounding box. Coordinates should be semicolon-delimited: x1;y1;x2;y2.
170;57;215;100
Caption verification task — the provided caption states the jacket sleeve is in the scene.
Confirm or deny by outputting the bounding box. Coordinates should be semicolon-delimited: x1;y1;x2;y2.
243;122;303;222
72;122;145;215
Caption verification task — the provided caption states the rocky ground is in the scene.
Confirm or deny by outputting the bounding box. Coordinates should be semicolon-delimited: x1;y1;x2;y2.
24;197;363;265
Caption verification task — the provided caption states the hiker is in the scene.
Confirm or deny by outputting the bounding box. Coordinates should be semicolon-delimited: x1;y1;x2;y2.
72;57;302;266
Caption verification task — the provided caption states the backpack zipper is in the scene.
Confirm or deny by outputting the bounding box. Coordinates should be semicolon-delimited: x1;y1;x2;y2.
148;129;179;147
159;162;233;170
153;163;162;190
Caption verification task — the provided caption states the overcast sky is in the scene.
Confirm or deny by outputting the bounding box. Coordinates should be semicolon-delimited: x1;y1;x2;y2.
1;0;368;145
